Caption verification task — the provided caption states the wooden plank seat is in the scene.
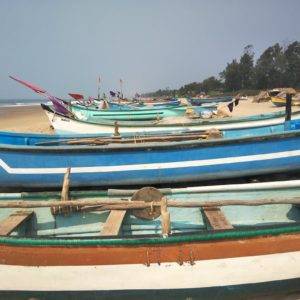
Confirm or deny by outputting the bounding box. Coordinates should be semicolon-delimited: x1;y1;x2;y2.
202;207;233;230
0;210;34;236
100;210;127;236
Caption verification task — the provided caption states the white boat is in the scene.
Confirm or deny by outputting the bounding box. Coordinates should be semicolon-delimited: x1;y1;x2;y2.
42;104;300;135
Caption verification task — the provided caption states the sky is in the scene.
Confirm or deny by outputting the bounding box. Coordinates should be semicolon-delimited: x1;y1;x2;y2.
0;0;300;99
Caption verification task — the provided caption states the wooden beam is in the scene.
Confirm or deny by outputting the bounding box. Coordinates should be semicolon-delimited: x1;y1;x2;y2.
100;210;127;236
202;207;233;230
0;211;34;236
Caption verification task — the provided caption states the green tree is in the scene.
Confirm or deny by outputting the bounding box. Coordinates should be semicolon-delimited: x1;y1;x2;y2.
201;76;223;93
254;43;286;89
178;82;203;96
239;45;255;89
220;59;242;91
284;41;300;88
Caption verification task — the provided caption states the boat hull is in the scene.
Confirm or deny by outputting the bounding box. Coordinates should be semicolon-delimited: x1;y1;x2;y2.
271;97;300;107
71;104;186;122
0;232;299;297
189;96;232;105
44;105;300;134
1;130;300;188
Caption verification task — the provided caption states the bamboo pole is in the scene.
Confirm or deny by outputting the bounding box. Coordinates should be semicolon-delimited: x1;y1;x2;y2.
0;197;299;209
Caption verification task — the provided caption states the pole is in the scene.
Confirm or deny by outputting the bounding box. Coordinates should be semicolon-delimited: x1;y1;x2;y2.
284;93;292;130
97;76;101;100
0;197;300;209
120;79;123;99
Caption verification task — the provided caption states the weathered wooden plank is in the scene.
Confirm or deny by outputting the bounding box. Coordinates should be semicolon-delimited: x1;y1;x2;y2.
202;207;233;230
0;211;34;236
100;210;127;236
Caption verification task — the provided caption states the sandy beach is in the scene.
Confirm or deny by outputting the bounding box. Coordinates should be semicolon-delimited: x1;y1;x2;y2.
0;99;296;134
0;105;54;134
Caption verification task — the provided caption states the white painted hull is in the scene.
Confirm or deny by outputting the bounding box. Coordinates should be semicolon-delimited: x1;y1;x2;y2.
0;251;299;292
45;110;297;135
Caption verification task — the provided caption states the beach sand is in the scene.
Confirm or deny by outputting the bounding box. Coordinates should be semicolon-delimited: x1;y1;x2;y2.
0;99;297;133
0;105;54;133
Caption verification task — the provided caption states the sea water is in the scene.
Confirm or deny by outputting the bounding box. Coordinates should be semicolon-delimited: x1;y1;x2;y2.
0;98;51;108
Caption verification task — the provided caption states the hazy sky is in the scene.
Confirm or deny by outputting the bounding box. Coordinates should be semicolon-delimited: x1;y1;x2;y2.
1;0;300;98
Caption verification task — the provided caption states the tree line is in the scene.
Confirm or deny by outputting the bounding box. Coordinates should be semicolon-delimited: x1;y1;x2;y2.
142;41;300;97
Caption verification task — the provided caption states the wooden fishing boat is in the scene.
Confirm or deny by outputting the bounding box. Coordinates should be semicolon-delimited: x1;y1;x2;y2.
113;98;181;108
70;102;187;122
271;96;300;107
189;96;233;105
42;103;300;134
0;182;300;299
9;76;186;122
1;117;300;147
1;124;300;189
80;98;182;110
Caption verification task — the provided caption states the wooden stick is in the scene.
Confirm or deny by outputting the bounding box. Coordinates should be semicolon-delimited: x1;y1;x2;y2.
61;168;71;201
161;197;170;236
0;197;300;209
51;167;71;215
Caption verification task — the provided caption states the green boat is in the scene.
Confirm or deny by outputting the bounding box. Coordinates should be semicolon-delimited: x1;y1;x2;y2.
70;102;187;122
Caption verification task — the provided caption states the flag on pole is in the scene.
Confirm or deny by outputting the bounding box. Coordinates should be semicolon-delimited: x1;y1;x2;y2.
10;75;72;117
9;76;46;94
69;93;84;100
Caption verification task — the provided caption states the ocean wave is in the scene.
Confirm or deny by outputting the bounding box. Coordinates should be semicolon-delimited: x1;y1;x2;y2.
0;101;51;108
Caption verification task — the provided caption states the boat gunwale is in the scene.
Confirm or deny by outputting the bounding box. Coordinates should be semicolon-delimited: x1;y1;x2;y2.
0;127;300;152
0;223;300;247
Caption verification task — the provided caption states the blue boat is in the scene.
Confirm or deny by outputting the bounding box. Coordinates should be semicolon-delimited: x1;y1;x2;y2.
0;118;299;146
0;128;300;189
189;96;233;105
